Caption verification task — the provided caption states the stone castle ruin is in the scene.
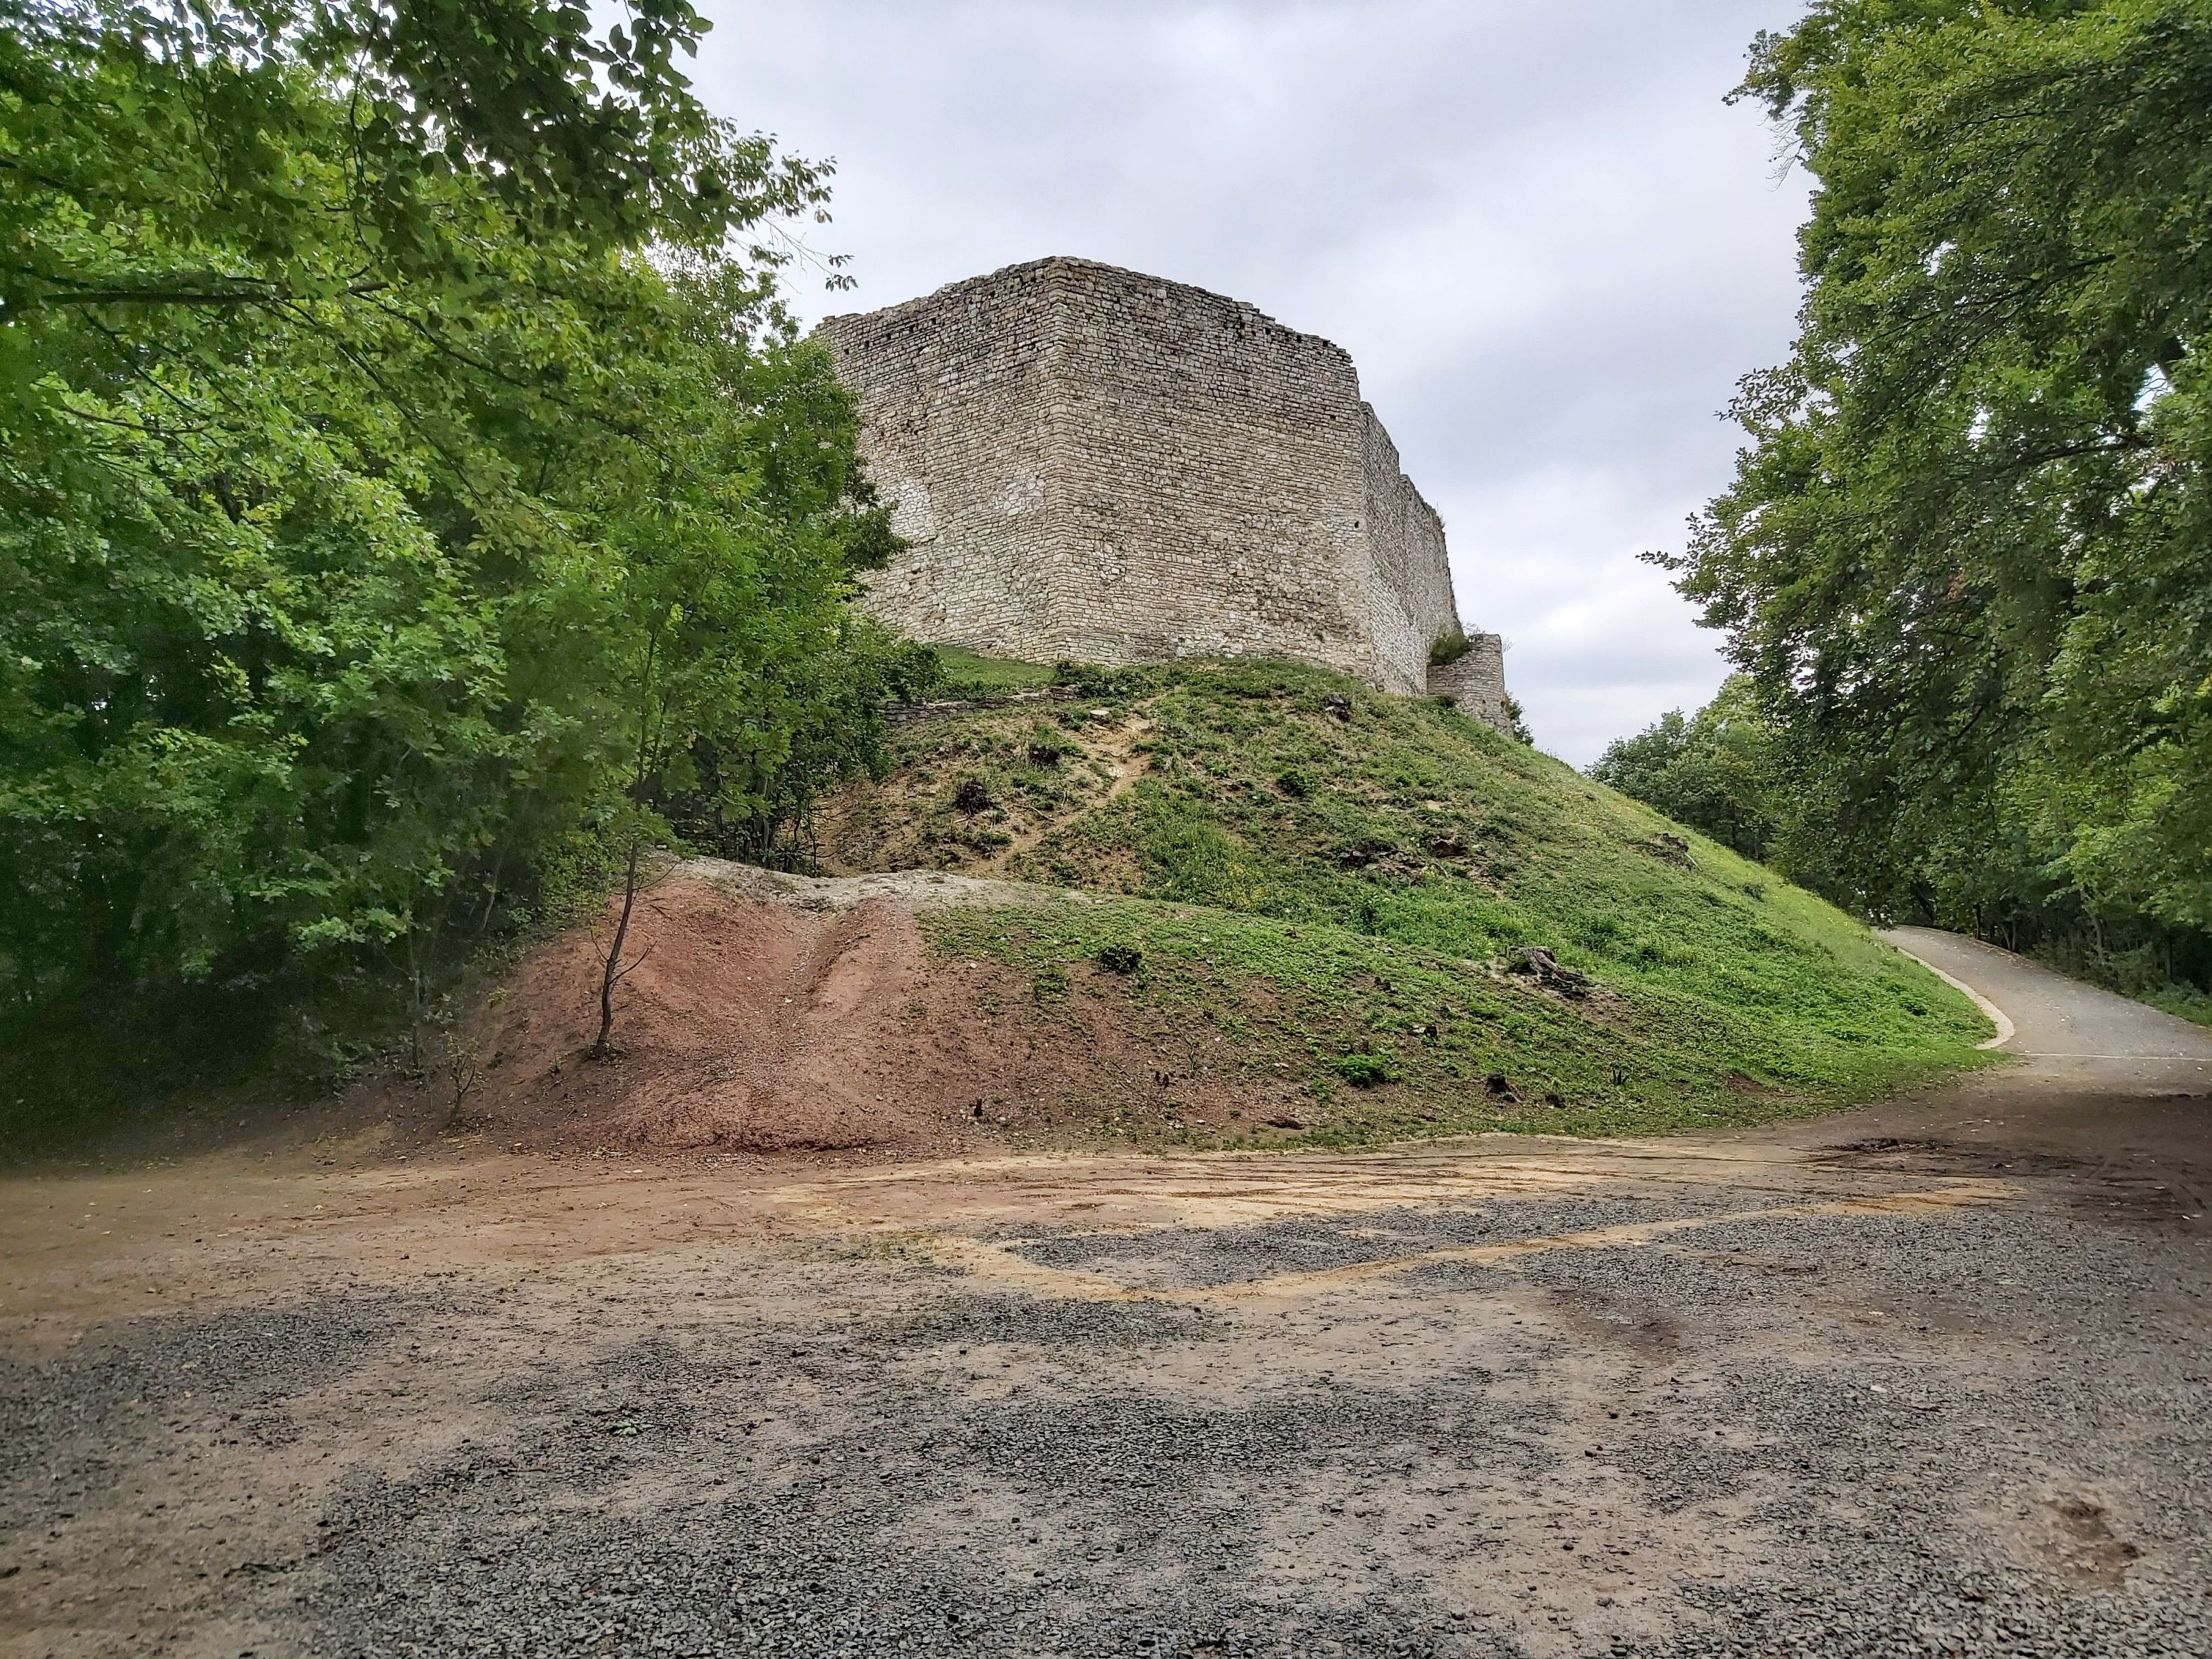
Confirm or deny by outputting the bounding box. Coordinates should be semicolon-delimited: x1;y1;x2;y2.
817;256;1511;728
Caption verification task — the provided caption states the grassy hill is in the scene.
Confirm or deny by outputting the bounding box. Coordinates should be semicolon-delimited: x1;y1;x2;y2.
812;655;1994;1146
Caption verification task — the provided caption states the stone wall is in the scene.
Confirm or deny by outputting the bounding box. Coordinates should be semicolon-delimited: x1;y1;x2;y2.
817;256;1508;718
814;265;1065;654
1357;405;1456;699
1427;634;1512;733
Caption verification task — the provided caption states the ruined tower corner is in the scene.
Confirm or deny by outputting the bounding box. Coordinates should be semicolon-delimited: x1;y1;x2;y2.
1426;634;1512;734
815;256;1511;718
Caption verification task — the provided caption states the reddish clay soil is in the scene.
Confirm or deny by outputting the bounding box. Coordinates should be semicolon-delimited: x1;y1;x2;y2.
424;864;1276;1156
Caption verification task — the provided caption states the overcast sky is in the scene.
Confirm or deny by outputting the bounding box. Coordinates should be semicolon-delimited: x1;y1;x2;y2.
693;1;1811;765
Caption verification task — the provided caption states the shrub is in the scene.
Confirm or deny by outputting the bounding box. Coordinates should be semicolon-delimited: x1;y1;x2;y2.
1333;1048;1400;1087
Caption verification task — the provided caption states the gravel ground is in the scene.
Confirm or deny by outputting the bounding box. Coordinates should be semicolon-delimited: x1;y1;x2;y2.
998;1195;1740;1290
3;935;2209;1657
4;1180;2207;1659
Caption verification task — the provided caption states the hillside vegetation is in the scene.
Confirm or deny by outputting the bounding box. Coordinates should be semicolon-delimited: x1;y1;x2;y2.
1659;1;2212;1015
811;657;1993;1146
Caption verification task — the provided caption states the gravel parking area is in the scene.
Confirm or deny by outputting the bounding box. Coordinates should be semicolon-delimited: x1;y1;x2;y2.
3;935;2208;1657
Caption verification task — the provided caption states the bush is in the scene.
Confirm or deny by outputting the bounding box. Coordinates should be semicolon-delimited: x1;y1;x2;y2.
1052;661;1140;700
1588;676;1778;861
1333;1048;1400;1087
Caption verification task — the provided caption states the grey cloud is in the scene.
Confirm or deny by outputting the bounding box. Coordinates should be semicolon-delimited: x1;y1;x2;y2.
699;0;1808;763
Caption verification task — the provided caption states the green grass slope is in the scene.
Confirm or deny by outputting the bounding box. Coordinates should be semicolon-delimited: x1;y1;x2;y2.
823;656;1993;1144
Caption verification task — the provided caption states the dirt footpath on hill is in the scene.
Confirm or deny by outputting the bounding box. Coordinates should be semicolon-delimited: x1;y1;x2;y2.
4;934;2211;1658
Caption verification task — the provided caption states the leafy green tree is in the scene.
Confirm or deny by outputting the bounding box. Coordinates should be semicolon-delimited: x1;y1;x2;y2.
1588;677;1780;861
1;0;826;315
662;623;941;870
0;3;895;1074
1659;0;2212;992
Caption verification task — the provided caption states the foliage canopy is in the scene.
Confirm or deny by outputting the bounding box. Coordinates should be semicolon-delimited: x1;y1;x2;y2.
1587;677;1779;863
1658;0;2212;990
0;1;923;1082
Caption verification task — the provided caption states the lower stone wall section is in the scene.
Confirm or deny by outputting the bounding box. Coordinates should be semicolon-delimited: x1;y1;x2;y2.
1039;260;1386;685
1359;405;1458;692
1426;635;1512;734
821;263;1066;657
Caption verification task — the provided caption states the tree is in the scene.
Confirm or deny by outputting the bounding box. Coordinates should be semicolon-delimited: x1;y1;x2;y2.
1588;677;1780;861
1658;0;2212;990
1;0;832;317
0;3;893;1072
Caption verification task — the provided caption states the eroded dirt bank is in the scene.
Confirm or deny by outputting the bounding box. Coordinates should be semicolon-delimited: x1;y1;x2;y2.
326;861;1317;1158
2;938;2209;1658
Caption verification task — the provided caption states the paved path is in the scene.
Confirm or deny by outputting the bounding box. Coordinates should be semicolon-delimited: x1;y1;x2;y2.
3;936;2208;1658
1886;925;2212;1091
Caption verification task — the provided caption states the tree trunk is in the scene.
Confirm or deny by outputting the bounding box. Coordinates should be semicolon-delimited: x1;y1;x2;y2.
591;836;642;1060
592;623;664;1060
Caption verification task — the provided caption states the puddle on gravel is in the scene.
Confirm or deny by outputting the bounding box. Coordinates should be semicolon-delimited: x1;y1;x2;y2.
2032;1495;2144;1588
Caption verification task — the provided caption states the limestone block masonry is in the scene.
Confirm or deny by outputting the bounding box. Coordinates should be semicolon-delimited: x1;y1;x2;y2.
815;256;1512;725
1426;635;1512;734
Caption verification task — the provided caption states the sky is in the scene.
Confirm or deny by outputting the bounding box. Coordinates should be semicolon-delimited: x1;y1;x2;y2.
691;1;1813;765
